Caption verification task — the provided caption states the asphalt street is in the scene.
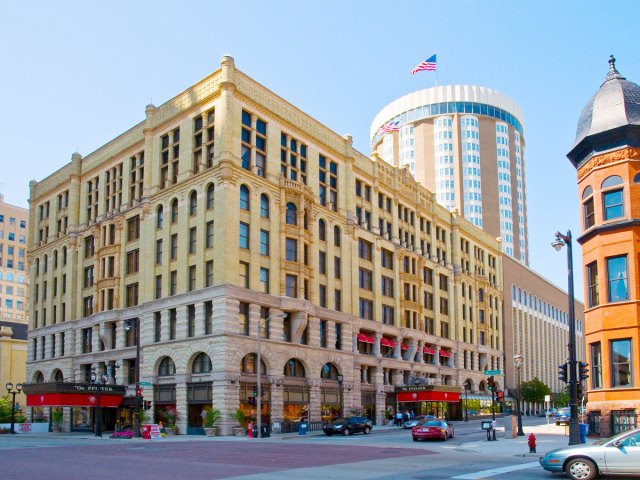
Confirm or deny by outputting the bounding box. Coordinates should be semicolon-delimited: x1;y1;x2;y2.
0;416;609;480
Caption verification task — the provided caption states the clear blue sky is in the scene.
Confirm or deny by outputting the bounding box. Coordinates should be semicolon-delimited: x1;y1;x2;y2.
2;0;639;298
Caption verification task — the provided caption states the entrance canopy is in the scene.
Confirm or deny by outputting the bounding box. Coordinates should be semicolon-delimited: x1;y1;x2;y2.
22;382;126;408
395;385;461;403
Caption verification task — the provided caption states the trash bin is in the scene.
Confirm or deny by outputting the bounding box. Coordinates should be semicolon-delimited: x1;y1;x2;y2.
298;422;308;435
260;425;270;438
579;423;588;444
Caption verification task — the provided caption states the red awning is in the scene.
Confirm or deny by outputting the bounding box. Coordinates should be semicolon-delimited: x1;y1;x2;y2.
401;343;409;350
26;393;123;408
357;332;375;344
439;350;451;357
397;391;460;403
380;338;396;348
423;347;436;355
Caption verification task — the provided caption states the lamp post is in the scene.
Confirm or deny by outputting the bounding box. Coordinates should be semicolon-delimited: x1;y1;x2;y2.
336;373;344;418
124;318;141;438
552;230;580;445
513;354;525;436
256;312;287;439
5;382;23;434
464;381;470;422
90;369;109;437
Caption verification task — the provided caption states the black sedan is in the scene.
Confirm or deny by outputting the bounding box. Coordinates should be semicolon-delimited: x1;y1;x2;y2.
323;416;373;436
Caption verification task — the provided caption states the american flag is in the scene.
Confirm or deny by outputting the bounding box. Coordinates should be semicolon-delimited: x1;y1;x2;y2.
411;54;437;75
377;120;400;136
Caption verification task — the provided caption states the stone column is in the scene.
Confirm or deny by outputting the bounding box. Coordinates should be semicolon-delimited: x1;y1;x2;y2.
308;379;321;423
194;302;206;338
270;379;285;425
175;305;188;339
175;376;188;435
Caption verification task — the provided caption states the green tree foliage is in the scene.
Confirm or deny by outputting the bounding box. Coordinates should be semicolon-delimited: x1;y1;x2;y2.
0;395;26;423
552;390;569;407
520;377;552;404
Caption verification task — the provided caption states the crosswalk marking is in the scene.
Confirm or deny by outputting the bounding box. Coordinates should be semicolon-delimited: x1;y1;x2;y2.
452;461;540;479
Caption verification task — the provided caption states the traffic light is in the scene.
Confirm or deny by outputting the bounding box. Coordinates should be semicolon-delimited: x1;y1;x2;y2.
496;390;504;403
558;363;568;383
579;362;589;381
144;400;151;411
577;383;583;398
136;387;142;397
252;386;257;397
487;376;495;391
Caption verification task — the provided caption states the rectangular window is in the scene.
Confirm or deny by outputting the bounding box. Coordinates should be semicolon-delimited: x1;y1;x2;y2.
285;274;297;297
583;197;595;229
334;289;342;311
187;305;195;337
260;267;270;293
318;251;326;275
169;309;177;340
188;265;196;291
205;301;213;335
205;261;214;287
319;284;327;307
126;249;139;274
334;322;342;350
126;283;139;307
206;221;214;248
170;270;177;295
156;239;163;264
586;261;599;307
381;248;393;269
239;222;250;249
606;255;628;302
170;234;178;260
127;216;140;241
381;276;393;297
319;319;327;348
603;189;624;220
590;342;602;389
239;261;249;288
610;339;632;387
382;304;394;325
239;303;249;335
358;239;373;261
359;298;373;320
154;312;161;343
334;256;341;279
189;227;197;254
359;268;373;290
155;275;162;299
285;238;297;262
260;230;270;256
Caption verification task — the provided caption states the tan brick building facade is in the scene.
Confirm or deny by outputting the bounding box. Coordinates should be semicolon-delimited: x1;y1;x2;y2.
26;56;504;434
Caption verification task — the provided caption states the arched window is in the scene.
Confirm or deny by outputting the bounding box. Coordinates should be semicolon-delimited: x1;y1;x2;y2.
582;185;594;229
192;353;212;374
318;219;326;241
159;357;176;376
285;203;297;225
334;226;341;247
156;205;164;229
320;363;339;380
206;183;215;209
53;369;64;382
634;173;640;184
240;353;266;374
189;191;197;216
171;198;179;224
284;358;305;377
33;371;44;383
240;185;250;211
601;175;624;221
260;194;270;218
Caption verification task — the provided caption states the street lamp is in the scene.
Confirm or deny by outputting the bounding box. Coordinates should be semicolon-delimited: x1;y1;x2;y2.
464;381;471;422
336;373;344;418
124;318;141;438
513;354;525;436
90;369;109;437
256;312;287;439
552;230;580;445
5;382;23;434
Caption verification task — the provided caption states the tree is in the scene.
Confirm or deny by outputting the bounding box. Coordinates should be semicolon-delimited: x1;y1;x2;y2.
0;395;26;424
552;390;569;407
520;377;551;404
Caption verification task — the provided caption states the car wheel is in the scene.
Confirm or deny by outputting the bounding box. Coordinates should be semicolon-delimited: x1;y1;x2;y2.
442;432;447;441
364;427;371;435
412;437;418;442
343;428;351;436
325;431;333;437
450;430;454;439
566;458;597;480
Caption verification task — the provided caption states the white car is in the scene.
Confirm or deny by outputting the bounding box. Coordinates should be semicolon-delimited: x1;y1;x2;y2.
403;415;434;429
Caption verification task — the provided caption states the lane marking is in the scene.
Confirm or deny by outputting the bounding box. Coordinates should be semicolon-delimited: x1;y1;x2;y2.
452;461;540;479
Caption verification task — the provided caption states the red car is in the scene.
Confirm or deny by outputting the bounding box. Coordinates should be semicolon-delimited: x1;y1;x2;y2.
412;419;454;441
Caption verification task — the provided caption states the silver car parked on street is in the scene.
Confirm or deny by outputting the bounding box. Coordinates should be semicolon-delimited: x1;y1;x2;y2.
539;427;640;480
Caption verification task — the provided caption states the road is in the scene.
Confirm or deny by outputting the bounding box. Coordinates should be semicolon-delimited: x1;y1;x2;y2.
0;416;598;480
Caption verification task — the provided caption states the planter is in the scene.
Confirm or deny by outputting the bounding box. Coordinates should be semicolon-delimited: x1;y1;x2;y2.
233;426;246;437
204;427;218;437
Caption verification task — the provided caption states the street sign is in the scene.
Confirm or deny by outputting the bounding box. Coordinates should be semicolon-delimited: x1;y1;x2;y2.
484;370;502;375
139;381;152;387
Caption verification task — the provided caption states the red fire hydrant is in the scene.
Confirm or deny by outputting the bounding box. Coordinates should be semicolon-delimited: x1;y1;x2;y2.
247;422;254;438
528;433;537;453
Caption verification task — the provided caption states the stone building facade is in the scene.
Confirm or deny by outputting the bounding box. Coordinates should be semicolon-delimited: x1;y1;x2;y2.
26;56;504;434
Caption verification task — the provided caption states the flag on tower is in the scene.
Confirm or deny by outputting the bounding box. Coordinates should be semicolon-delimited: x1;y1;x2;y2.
411;54;437;75
376;120;400;136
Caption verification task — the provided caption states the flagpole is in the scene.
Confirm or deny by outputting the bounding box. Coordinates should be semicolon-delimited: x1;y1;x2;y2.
435;51;438;87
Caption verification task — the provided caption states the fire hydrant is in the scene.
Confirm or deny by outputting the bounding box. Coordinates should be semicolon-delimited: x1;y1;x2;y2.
528;433;537;453
247;422;254;438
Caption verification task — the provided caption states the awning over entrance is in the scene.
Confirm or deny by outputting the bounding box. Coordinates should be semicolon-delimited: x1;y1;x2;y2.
395;385;462;403
22;382;126;408
357;332;375;344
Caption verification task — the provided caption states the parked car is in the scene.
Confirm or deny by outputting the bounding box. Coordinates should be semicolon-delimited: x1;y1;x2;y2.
539;427;640;480
323;416;372;436
403;415;434;429
538;408;558;417
555;407;571;425
411;419;454;441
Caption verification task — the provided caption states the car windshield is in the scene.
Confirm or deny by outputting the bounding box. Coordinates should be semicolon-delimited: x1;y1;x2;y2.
333;418;347;424
557;408;570;414
593;428;640;446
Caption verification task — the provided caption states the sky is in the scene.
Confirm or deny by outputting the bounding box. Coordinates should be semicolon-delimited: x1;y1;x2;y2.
2;0;639;299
